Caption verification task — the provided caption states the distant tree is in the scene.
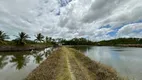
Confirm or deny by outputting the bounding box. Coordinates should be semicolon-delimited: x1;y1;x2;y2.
49;37;52;42
56;38;63;43
0;30;9;42
35;33;44;42
45;37;51;43
15;32;30;45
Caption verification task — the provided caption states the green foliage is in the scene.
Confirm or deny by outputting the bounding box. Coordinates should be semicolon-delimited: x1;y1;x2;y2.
0;30;9;41
0;30;9;44
1;30;142;46
97;38;142;46
35;33;44;42
61;38;95;45
14;32;30;45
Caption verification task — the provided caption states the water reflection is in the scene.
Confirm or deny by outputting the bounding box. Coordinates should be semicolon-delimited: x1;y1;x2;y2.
70;45;92;52
72;46;142;80
33;53;44;64
10;54;29;70
0;47;53;80
0;55;8;69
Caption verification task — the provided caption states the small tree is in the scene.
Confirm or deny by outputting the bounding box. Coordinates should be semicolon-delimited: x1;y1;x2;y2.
0;31;9;41
35;33;44;43
15;32;30;45
0;30;9;44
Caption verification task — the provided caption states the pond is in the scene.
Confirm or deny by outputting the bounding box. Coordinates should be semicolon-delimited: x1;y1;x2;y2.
0;47;53;80
1;46;142;80
72;46;142;80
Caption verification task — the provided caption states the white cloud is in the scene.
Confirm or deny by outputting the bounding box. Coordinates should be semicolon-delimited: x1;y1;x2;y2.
0;0;142;41
117;23;142;38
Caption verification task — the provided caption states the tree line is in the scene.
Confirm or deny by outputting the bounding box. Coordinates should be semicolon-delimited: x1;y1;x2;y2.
0;30;56;45
96;38;142;46
1;30;142;46
0;30;94;46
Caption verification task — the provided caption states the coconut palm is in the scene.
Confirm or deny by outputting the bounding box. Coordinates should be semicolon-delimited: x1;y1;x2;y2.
15;32;30;45
45;37;52;43
34;33;44;42
45;37;49;43
0;31;9;44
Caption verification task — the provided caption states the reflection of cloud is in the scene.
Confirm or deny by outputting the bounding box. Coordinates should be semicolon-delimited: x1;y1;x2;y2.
84;46;142;80
86;47;112;62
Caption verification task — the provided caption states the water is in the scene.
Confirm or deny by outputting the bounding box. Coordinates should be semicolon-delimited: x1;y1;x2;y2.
1;46;142;80
72;46;142;80
0;47;53;80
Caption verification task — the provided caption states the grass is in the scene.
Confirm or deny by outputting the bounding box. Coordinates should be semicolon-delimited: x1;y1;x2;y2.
26;46;125;80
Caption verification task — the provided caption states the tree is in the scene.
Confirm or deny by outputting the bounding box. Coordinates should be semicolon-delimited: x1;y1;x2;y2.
35;33;44;42
0;31;9;44
45;37;51;43
15;32;30;45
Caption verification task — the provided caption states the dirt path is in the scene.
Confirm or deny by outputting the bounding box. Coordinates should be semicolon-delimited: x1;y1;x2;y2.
65;48;76;80
26;46;121;80
63;47;93;80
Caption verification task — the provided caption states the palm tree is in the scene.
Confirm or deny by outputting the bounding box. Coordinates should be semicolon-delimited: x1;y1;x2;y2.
45;37;49;43
15;32;30;45
0;31;9;44
34;33;44;42
45;37;52;43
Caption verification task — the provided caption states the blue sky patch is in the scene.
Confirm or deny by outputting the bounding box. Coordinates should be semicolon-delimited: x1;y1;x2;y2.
107;31;117;36
133;29;142;33
59;0;72;7
56;9;60;15
99;24;111;29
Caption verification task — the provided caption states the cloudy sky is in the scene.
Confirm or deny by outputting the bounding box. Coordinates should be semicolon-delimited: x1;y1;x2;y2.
0;0;142;41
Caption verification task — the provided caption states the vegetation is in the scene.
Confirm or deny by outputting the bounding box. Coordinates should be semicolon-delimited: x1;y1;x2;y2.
34;33;44;43
13;32;30;45
0;31;9;44
26;47;122;80
60;38;95;45
0;30;142;47
96;38;142;46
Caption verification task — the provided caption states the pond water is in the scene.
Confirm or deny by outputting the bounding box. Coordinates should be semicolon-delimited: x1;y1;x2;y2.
72;46;142;80
1;46;142;80
0;47;53;80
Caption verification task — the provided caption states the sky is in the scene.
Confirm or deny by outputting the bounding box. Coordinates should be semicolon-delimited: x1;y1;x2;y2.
0;0;142;41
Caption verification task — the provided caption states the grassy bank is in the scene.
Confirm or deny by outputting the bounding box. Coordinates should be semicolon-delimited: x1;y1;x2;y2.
0;44;52;52
26;46;123;80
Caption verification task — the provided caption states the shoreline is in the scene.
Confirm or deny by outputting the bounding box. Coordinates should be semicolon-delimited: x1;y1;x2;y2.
26;46;123;80
116;44;142;47
0;44;141;52
65;44;142;48
0;45;51;52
